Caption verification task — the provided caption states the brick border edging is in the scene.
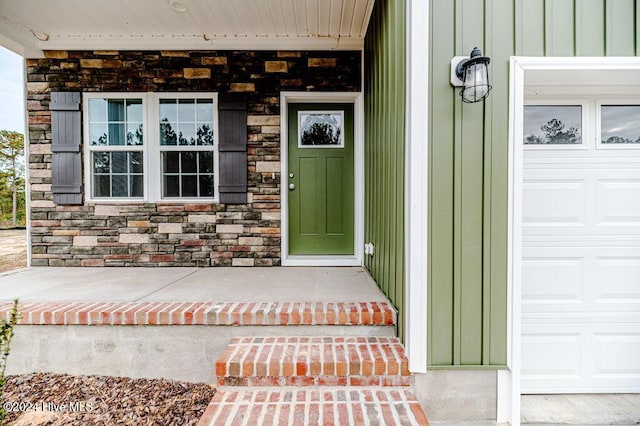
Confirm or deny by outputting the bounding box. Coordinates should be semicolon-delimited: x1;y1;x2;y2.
0;301;396;326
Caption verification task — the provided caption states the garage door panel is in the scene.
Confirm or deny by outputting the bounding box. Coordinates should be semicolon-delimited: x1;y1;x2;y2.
593;333;640;377
522;257;585;303
523;180;587;226
597;179;640;226
522;322;640;392
595;256;640;302
525;235;640;244
522;332;583;378
523;313;640;324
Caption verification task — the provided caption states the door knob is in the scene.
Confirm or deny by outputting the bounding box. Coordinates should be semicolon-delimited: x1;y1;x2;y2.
289;173;294;178
289;183;295;190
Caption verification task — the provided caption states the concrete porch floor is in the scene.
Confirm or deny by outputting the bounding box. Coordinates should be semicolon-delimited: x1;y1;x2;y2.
0;266;389;303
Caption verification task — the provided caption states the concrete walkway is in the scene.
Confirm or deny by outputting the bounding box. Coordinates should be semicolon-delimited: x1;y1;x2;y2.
522;393;640;425
0;266;388;303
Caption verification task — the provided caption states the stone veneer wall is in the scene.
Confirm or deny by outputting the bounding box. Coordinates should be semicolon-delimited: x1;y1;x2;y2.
26;50;361;266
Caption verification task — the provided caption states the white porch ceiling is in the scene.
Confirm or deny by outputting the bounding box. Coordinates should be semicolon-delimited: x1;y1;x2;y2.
0;0;374;57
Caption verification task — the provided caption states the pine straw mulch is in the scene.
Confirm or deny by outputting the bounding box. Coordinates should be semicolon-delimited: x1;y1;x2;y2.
2;373;216;425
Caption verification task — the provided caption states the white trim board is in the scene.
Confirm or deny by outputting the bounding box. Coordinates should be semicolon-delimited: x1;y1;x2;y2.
23;56;32;267
500;56;640;426
404;0;429;374
279;92;364;267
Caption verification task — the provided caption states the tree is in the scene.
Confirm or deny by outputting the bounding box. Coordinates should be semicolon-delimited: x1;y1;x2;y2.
301;123;341;145
540;118;579;144
0;131;25;226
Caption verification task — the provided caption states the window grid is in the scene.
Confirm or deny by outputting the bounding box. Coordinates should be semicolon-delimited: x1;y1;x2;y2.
88;98;143;146
92;152;144;198
158;97;217;199
162;152;215;198
84;93;219;202
86;95;146;201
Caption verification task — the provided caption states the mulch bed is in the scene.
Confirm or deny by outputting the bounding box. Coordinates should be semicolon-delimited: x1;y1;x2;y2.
2;373;215;425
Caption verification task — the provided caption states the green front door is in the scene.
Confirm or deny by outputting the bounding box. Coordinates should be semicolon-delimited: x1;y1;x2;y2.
287;103;354;255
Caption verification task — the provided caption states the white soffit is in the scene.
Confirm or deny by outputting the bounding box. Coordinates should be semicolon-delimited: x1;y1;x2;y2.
0;0;374;56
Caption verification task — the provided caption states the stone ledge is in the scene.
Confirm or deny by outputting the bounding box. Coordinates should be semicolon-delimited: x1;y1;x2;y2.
1;301;396;326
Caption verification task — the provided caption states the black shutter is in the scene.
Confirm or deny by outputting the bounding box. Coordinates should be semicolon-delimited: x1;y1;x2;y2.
218;100;247;204
50;92;82;205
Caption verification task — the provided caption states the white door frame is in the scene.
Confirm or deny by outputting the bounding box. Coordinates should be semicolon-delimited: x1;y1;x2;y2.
280;91;364;267
499;56;640;426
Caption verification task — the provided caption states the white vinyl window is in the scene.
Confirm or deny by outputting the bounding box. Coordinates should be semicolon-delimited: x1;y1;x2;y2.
84;93;219;202
597;99;640;150
523;98;589;150
157;95;217;199
524;95;640;151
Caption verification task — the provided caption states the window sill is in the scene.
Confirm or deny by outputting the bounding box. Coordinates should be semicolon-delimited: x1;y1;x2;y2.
87;198;219;205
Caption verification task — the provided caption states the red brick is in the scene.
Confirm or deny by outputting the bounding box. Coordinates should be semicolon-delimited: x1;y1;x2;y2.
81;259;105;267
184;203;212;212
2;301;396;327
150;254;174;262
181;239;206;246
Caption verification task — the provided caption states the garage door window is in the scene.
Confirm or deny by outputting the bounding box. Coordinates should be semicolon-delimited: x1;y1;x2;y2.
524;105;582;145
600;104;640;146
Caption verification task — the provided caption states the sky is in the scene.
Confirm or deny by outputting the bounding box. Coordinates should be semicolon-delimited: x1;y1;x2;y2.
0;46;25;134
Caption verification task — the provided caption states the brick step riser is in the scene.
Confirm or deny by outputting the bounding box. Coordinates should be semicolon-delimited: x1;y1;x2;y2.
198;388;429;425
215;336;410;388
218;359;410;377
219;375;411;387
4;301;396;327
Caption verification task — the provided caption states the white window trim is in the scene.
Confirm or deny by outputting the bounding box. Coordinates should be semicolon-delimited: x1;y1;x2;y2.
523;98;591;151
596;98;640;150
83;93;148;203
83;92;219;203
150;92;219;202
297;110;345;148
525;94;640;152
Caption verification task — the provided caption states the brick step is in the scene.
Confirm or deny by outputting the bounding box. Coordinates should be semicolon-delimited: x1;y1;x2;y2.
197;388;429;425
3;301;395;326
216;336;410;387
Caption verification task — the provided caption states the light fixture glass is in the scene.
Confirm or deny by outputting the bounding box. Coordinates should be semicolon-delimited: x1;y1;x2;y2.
456;47;491;103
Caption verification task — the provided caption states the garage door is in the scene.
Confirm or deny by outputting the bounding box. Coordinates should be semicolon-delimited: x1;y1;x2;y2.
521;99;640;393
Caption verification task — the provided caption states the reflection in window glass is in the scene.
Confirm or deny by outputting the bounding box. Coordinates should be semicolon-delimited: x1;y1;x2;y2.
159;97;216;199
524;106;582;145
601;105;640;144
161;151;215;198
298;111;344;147
87;94;217;201
89;98;143;146
92;151;144;198
159;99;214;146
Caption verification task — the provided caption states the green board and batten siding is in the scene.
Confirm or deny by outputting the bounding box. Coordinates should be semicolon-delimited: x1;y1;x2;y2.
430;0;640;367
364;0;406;339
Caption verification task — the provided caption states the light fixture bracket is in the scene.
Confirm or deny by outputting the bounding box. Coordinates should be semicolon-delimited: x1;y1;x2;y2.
450;47;492;103
450;56;468;87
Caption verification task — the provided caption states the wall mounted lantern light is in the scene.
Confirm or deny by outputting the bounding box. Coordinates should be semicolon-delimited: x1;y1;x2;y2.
450;47;492;103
